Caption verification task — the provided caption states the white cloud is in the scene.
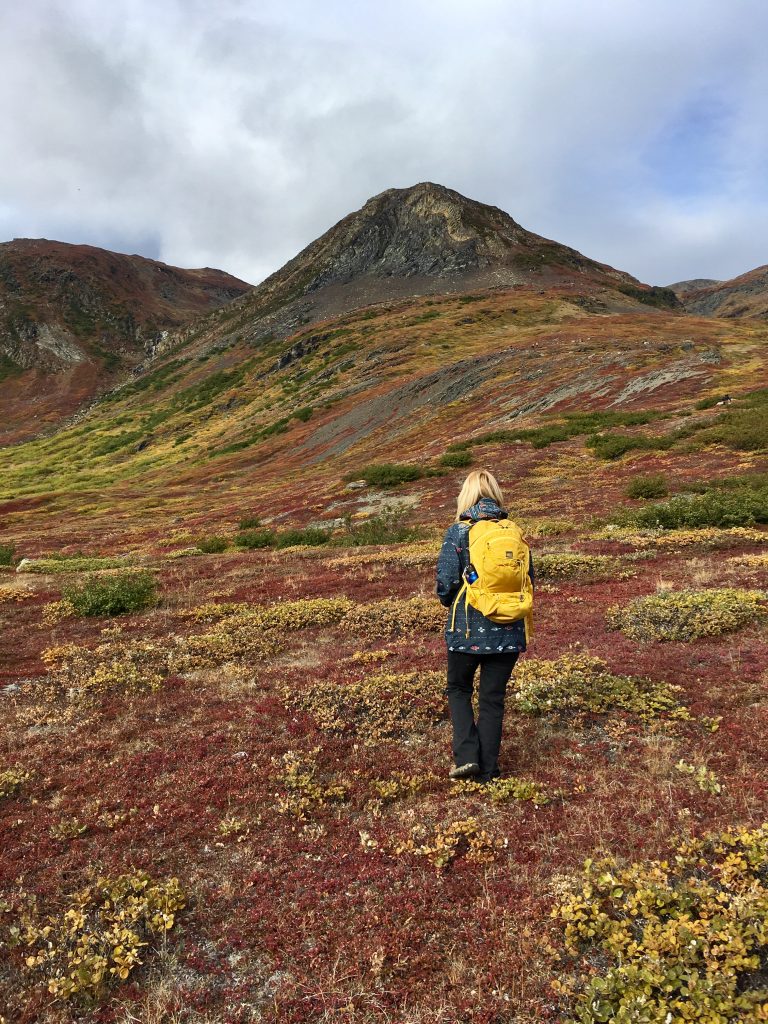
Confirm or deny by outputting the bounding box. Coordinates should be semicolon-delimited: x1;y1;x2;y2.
1;0;766;285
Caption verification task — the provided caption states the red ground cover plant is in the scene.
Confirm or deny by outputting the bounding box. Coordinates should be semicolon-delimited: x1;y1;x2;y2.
1;289;768;1021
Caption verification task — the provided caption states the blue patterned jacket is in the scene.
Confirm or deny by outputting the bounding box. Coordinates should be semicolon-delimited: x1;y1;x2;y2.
435;497;534;653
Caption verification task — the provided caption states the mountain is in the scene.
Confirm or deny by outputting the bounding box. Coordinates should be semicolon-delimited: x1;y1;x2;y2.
670;265;768;318
0;239;251;443
183;182;679;350
666;278;722;296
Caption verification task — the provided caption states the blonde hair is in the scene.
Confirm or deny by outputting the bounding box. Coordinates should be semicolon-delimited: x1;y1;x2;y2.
455;469;505;522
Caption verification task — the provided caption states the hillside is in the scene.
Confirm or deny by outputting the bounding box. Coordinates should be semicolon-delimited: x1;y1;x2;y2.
666;277;721;295
1;185;767;1022
672;264;768;318
0;239;251;443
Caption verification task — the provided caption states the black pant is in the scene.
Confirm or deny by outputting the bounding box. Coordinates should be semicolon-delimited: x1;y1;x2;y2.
445;650;519;781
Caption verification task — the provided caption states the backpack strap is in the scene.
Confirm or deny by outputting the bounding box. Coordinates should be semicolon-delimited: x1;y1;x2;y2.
449;521;473;636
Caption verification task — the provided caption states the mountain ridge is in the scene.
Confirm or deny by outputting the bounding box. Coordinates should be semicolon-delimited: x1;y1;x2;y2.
0;238;251;443
670;265;768;318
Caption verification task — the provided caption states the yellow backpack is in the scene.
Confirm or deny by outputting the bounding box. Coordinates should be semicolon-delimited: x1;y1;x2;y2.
450;519;534;643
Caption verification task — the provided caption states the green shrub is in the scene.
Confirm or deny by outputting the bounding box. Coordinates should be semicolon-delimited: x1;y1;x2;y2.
62;570;158;617
195;536;229;554
333;511;423;547
552;825;768;1024
234;529;275;549
358;463;423;487
438;450;473;469
0;543;16;566
294;406;314;422
627;487;768;528
626;473;668;499
606;587;766;641
274;527;331;548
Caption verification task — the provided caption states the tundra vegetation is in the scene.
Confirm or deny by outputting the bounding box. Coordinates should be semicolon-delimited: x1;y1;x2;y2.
1;284;767;1022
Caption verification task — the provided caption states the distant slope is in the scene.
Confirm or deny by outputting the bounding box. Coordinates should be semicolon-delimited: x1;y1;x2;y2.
0;239;251;443
672;265;768;318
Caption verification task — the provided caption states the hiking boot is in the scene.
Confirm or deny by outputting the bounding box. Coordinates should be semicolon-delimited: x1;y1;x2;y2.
448;762;480;779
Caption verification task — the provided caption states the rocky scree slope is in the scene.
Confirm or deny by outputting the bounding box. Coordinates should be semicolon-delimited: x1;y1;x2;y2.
0;239;250;443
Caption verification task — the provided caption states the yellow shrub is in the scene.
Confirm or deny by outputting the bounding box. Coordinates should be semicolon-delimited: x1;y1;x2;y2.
41;599;75;625
552;824;768;1023
8;873;185;1001
342;596;443;639
393;817;505;869
284;669;445;744
276;750;349;820
595;525;768;548
370;772;434;802
606;587;767;641
535;553;633;582
41;639;166;703
513;653;691;722
0;767;32;799
179;597;353;668
452;776;550;805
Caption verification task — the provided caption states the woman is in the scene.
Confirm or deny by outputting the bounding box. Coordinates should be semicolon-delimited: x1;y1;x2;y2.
435;469;534;783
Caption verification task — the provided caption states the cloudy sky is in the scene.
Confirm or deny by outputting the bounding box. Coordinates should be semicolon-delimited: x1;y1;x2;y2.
1;0;766;286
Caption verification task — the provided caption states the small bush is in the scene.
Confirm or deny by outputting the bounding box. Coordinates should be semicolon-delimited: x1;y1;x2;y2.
358;463;423;487
195;535;228;553
535;553;630;583
393;817;503;869
0;543;16;566
606;587;766;641
343;596;444;639
274;527;331;548
285;670;445;744
179;597;353;668
0;766;32;799
626;473;668;499
234;529;275;549
294;406;314;422
451;776;550;805
42;637;167;702
61;570;157;617
276;750;349;820
513;654;691;722
552;825;768;1023
438;450;473;469
9;872;184;1001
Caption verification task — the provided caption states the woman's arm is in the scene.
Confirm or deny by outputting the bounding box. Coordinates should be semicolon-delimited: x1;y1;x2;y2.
436;525;465;607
